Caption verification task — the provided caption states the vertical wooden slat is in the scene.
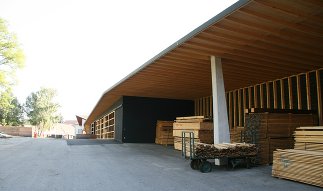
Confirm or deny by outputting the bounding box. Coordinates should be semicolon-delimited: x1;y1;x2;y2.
248;87;252;108
205;97;210;117
233;91;237;127
203;97;206;116
238;89;242;126
306;73;311;110
199;99;202;116
316;70;322;125
229;92;233;129
243;88;247;125
210;96;213;118
254;85;258;108
297;75;302;110
280;79;285;109
273;81;278;109
266;82;270;108
194;99;197;116
260;84;264;108
288;77;293;109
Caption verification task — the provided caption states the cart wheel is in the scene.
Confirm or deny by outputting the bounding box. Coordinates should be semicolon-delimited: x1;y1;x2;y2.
199;161;212;173
190;159;200;170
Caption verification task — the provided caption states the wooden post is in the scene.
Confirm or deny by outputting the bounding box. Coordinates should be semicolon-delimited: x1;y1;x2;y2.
254;85;258;108
266;82;270;108
260;84;264;108
273;81;277;109
229;92;233;129
288;77;293;109
233;90;237;127
243;88;247;125
306;73;311;110
297;75;302;110
238;89;242;126
248;87;252;108
280;79;285;109
316;70;322;125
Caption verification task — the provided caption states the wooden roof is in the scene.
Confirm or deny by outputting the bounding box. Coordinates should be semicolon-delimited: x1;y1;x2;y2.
85;0;323;127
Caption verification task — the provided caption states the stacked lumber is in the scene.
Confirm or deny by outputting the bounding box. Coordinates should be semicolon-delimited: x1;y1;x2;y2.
173;116;213;151
272;149;323;187
294;127;323;152
230;126;244;143
244;112;317;164
195;143;257;158
155;120;174;145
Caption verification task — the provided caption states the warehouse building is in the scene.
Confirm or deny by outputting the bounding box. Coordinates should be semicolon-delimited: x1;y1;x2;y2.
84;0;323;144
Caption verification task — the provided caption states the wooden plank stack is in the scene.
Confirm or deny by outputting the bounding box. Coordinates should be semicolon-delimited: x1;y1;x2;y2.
244;111;317;164
173;116;213;151
272;126;323;187
294;127;323;152
272;149;323;187
195;143;257;158
155;120;174;145
230;126;244;143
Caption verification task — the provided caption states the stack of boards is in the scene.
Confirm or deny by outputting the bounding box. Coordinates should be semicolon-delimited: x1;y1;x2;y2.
155;120;174;145
272;126;323;187
173;116;213;152
244;111;316;164
230;126;244;143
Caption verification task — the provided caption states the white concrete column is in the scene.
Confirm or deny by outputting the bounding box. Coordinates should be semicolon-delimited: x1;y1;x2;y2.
211;56;230;144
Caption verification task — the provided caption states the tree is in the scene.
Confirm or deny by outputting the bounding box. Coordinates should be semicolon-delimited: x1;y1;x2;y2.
25;88;61;135
6;97;24;126
0;18;25;126
0;18;25;88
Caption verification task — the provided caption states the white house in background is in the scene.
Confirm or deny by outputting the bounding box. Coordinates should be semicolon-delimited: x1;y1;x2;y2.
75;115;87;135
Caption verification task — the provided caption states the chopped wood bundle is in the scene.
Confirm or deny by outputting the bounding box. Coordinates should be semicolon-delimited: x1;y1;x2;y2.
155;120;174;145
294;126;323;152
195;143;257;158
272;149;323;187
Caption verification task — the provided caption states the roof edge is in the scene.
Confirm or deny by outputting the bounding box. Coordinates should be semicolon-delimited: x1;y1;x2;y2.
85;0;251;125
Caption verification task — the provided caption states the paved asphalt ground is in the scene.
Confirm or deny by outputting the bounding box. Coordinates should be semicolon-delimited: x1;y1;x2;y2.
0;137;321;191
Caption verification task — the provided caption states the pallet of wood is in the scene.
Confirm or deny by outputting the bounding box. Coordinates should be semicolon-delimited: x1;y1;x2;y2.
173;116;213;151
155;120;174;145
195;143;257;158
294;126;323;152
272;149;323;187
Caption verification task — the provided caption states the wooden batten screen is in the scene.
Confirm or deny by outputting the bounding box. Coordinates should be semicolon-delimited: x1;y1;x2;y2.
93;111;115;139
194;68;323;129
194;96;213;118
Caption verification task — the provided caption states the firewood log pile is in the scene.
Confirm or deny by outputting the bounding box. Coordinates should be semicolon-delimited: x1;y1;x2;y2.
195;143;257;158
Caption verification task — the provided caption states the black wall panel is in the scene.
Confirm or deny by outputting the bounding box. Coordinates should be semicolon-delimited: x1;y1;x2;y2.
122;96;194;143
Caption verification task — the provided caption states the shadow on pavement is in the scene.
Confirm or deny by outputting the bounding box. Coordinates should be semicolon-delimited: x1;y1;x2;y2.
66;139;121;145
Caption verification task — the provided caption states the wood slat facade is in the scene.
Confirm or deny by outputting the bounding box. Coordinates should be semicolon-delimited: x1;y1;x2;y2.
195;68;323;128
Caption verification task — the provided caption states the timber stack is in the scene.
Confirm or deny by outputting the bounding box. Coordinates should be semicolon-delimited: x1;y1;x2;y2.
293;126;323;151
272;126;323;187
195;143;257;158
173;116;213;151
244;108;317;164
230;126;244;143
155;120;174;145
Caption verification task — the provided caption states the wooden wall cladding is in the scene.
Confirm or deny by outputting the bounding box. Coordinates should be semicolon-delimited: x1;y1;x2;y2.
195;68;323;128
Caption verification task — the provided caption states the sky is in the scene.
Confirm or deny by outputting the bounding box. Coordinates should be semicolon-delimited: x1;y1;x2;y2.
0;0;238;120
